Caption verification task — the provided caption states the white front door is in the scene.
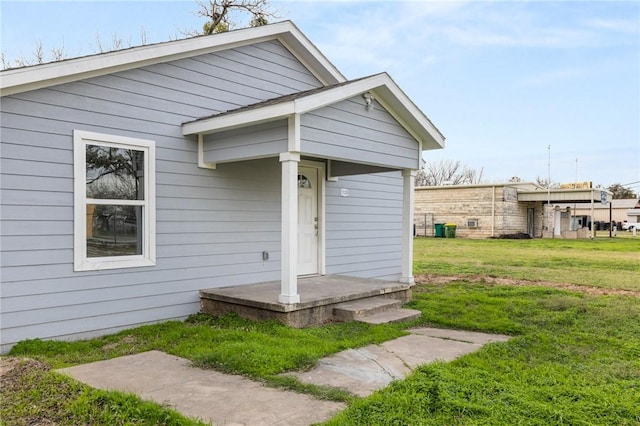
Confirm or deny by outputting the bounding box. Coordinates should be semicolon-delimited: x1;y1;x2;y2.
298;166;319;275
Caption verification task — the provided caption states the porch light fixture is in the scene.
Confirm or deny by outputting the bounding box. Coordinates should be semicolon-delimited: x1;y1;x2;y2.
362;92;375;111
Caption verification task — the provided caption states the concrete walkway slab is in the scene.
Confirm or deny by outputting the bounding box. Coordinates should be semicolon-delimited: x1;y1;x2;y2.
284;345;412;397
57;328;511;424
410;327;512;345
288;327;511;397
58;350;344;426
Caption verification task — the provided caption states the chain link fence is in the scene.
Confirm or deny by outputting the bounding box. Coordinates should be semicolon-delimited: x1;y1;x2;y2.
414;213;434;237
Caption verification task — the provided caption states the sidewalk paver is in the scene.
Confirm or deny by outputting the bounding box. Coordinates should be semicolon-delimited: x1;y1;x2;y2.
286;327;511;397
58;350;344;426
58;327;511;424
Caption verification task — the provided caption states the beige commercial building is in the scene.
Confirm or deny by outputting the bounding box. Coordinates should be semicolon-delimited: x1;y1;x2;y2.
556;198;640;228
415;183;613;239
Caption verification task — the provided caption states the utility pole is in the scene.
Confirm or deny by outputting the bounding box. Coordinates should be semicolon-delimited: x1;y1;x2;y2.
573;157;577;231
547;145;551;235
609;201;612;238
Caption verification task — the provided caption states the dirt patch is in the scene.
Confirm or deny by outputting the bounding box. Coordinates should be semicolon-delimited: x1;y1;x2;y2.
415;274;640;298
1;358;51;397
1;357;56;426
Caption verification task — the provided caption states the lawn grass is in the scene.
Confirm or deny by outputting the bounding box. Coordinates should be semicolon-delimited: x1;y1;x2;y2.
1;359;206;426
325;283;640;425
8;315;405;379
413;237;639;291
3;237;639;425
4;317;405;423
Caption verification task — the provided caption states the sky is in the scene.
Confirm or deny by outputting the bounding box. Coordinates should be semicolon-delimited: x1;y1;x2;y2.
2;0;639;191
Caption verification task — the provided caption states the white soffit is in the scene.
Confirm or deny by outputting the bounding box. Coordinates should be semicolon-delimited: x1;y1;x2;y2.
0;21;345;97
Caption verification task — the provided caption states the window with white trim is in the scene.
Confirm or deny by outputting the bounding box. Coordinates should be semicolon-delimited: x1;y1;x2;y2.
74;130;156;271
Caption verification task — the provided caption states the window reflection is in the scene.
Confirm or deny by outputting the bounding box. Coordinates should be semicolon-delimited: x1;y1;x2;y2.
86;204;142;257
86;145;145;200
298;174;311;188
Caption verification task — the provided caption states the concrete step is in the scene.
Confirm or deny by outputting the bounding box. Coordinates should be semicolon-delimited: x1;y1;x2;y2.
356;308;422;325
333;298;402;322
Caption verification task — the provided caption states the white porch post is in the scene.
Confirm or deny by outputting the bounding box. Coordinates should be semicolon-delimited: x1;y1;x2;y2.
400;169;416;284
279;152;301;304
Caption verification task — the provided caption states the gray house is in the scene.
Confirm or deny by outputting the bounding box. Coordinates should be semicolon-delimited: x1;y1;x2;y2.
0;21;444;352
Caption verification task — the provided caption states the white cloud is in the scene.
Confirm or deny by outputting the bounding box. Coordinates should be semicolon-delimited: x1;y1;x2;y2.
583;17;640;35
520;67;584;86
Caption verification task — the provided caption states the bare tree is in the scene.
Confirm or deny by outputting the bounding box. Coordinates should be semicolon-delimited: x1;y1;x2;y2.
462;165;484;186
535;176;560;189
2;39;70;68
415;160;485;187
195;0;277;35
2;1;279;69
607;183;637;199
2;30;147;69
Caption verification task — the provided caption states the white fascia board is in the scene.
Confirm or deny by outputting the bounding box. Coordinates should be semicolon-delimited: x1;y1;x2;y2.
1;21;342;96
296;73;445;150
293;74;389;113
183;102;295;135
277;26;345;85
368;76;445;150
184;73;446;152
182;77;380;136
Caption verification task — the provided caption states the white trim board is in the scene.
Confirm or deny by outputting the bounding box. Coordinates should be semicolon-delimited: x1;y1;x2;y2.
183;73;445;151
0;21;345;97
73;130;156;271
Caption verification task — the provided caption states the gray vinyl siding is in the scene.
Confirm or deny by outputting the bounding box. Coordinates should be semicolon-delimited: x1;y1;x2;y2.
203;120;288;163
324;171;403;281
300;97;419;169
0;40;318;351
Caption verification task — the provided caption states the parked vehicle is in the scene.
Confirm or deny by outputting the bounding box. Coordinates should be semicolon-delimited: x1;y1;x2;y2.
622;221;640;231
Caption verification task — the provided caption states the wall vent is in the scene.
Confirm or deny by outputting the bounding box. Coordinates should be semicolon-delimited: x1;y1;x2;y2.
467;219;479;228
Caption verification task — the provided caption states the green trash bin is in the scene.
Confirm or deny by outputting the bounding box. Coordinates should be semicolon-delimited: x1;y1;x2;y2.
434;223;445;238
445;223;457;238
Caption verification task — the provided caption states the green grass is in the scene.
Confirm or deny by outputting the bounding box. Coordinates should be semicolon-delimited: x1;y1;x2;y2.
325;283;640;425
3;238;639;425
4;317;405;423
1;359;206;425
8;315;405;379
413;237;640;291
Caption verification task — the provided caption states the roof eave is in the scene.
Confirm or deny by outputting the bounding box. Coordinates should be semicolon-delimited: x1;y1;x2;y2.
0;21;345;97
183;73;446;151
518;188;613;203
183;102;296;135
366;76;445;151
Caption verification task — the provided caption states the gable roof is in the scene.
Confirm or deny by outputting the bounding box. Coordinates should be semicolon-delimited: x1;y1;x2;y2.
0;21;345;97
183;72;445;150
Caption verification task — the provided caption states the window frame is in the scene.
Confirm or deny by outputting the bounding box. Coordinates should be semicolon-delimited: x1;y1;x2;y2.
74;130;156;271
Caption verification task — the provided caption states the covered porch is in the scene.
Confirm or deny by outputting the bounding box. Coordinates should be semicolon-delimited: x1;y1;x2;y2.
518;188;613;238
183;73;444;309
